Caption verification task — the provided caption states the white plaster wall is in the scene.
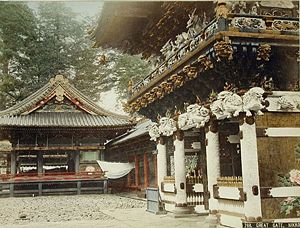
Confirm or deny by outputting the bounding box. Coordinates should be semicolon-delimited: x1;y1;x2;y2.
163;183;175;193
218;187;241;200
163;193;176;203
218;199;244;215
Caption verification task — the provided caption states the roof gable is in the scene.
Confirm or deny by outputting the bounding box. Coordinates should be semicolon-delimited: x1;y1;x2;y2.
0;75;128;120
35;97;84;113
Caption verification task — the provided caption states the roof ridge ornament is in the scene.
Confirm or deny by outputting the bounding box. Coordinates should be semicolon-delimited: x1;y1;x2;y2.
55;86;65;102
50;75;69;86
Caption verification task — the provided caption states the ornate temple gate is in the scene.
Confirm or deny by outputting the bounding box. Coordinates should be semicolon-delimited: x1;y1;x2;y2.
149;89;300;227
91;1;299;226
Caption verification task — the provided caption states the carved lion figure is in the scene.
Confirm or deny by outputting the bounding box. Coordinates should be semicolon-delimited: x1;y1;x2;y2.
211;91;243;119
148;123;160;141
158;117;177;136
242;87;265;116
222;92;243;117
178;104;210;130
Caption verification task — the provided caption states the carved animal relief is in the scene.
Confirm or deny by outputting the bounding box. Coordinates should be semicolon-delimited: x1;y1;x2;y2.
148;123;160;141
178;104;210;130
158;117;177;137
277;95;300;110
211;87;266;119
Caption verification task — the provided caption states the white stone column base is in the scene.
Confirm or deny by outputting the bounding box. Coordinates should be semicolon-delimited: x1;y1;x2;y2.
173;206;197;218
205;214;219;227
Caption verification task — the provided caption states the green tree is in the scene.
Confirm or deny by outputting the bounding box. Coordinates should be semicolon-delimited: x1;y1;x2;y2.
0;2;150;110
0;2;37;109
73;48;151;100
18;2;91;94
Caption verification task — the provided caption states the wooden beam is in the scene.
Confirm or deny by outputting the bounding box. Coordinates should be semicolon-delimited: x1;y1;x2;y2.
128;31;299;104
13;145;105;151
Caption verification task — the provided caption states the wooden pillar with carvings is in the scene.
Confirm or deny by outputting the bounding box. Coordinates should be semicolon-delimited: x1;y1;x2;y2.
205;120;220;225
134;154;140;188
240;116;262;222
143;152;149;188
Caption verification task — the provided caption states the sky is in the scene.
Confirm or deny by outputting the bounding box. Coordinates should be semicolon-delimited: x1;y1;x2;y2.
27;1;127;115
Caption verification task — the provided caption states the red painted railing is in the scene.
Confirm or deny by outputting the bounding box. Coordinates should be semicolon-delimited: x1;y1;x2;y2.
0;171;106;182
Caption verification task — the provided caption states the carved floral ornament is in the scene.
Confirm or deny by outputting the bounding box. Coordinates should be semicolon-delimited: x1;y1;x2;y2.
272;20;299;32
147;87;267;141
231;17;266;30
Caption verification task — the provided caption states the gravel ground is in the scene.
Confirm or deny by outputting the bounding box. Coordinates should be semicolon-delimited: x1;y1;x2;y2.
0;194;146;226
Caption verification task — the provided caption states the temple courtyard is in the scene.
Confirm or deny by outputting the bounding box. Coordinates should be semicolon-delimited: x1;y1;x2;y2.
0;194;209;228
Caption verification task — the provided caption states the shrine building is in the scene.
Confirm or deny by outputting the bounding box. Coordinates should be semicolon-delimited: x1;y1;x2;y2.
0;75;133;196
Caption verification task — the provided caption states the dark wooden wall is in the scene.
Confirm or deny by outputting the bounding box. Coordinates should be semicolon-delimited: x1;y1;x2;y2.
256;112;300;219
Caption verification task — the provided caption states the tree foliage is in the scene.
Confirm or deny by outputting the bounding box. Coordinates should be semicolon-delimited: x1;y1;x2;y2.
0;2;150;110
0;2;37;109
76;48;151;100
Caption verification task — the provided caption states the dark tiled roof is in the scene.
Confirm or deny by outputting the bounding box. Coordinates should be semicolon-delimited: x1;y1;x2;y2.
0;113;129;128
108;119;152;145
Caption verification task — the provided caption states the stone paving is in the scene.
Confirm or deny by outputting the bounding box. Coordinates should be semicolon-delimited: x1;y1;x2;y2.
0;194;211;228
0;194;145;226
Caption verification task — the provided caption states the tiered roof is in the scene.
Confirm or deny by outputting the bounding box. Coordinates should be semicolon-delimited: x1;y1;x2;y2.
90;1;214;57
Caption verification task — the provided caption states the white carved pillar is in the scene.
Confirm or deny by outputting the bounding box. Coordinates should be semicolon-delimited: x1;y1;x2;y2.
240;117;262;222
173;130;191;216
205;122;220;224
157;136;167;197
